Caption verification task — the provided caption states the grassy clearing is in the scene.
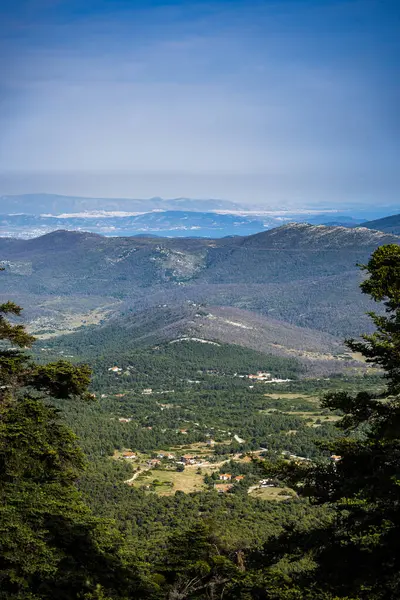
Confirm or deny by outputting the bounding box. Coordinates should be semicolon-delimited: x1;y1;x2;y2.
169;442;214;454
287;411;341;423
32;305;119;339
249;486;295;501
132;466;218;496
263;393;320;401
351;351;367;363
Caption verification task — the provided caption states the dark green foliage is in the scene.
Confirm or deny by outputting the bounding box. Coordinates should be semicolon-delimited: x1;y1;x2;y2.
247;244;400;599
53;379;340;460
0;301;36;347
78;468;329;567
3;242;400;599
157;523;238;598
30;360;92;399
347;244;400;394
0;298;151;599
0;299;92;403
40;325;303;383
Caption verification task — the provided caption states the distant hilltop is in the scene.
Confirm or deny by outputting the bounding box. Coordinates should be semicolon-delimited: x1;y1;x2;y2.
0;193;244;215
1;222;399;342
362;213;400;235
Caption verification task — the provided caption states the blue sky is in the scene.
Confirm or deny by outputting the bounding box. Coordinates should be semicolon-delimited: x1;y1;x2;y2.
0;0;399;207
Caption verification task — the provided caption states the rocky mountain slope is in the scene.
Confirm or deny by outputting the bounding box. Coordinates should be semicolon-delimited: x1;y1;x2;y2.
0;223;398;340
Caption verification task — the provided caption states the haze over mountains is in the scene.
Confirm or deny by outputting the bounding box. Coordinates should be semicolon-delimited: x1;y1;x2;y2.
0;193;243;215
0;210;279;239
2;193;397;239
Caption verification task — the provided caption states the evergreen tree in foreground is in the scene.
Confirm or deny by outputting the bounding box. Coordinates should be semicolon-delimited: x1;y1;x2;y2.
0;297;151;599
250;244;400;599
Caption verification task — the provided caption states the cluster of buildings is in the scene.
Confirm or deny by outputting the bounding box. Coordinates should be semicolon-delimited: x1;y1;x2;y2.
122;451;207;468
214;475;278;494
247;371;292;384
214;474;245;493
157;452;176;460
179;454;210;466
218;473;245;482
248;371;272;381
147;453;177;467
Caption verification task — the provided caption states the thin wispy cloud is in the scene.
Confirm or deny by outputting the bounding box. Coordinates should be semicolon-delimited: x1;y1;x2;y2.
0;0;399;206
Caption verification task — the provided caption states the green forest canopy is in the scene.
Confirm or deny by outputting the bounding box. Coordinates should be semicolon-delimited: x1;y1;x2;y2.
1;244;400;599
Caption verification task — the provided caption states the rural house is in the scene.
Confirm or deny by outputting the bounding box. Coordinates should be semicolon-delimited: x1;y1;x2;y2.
122;451;137;459
181;454;196;465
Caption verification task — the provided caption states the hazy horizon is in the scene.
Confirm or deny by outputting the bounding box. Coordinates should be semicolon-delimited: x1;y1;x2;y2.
1;172;400;211
1;0;399;208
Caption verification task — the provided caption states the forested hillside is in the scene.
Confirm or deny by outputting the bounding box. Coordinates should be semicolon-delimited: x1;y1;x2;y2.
2;242;400;599
362;213;400;234
0;223;398;342
38;302;356;376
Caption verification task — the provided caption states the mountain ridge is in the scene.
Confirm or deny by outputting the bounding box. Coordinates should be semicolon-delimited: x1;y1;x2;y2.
1;223;398;340
361;213;400;235
0;210;271;239
241;223;398;248
2;221;398;250
0;193;244;215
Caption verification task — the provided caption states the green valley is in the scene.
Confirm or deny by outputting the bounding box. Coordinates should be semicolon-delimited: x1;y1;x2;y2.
1;226;399;599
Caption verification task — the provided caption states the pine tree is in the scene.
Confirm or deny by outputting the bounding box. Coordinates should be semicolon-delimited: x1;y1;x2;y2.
0;298;151;599
158;522;237;599
249;244;400;599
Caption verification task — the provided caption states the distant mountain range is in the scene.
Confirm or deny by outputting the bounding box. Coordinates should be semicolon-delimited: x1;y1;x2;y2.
0;193;243;214
3;193;399;239
362;213;400;235
1;223;398;345
0;206;367;239
0;210;275;239
1;210;365;239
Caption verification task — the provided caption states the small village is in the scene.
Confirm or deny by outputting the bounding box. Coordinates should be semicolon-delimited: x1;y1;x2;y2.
106;364;342;500
107;365;293;387
115;441;300;500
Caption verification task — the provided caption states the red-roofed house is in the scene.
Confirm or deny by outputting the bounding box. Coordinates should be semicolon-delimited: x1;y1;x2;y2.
122;451;137;459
